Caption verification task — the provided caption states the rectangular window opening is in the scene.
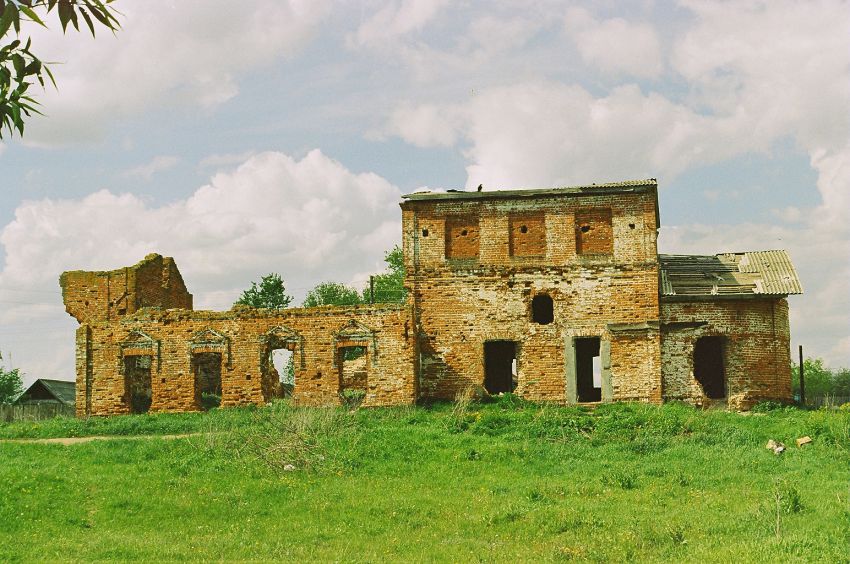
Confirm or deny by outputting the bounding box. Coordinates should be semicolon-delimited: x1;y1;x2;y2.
484;341;517;395
575;337;601;402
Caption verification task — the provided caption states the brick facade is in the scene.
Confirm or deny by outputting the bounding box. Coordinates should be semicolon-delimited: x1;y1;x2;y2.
62;180;799;415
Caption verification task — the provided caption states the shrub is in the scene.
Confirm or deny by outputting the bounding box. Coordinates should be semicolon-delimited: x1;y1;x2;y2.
200;392;221;411
340;389;366;408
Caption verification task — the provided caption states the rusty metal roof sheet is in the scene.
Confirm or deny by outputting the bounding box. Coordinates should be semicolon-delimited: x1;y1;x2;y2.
660;250;802;299
401;179;657;201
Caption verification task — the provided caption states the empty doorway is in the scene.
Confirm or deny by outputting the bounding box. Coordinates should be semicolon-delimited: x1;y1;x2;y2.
123;355;152;414
575;337;601;402
193;352;223;410
694;336;725;399
484;341;517;394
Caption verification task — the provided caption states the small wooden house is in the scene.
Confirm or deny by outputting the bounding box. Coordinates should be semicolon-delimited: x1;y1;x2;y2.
15;379;76;406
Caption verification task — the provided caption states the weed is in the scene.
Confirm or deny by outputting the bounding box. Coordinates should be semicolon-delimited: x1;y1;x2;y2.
602;471;638;490
339;389;365;408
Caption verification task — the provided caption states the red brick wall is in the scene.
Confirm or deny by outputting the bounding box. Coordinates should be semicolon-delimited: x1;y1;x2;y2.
61;254;193;324
445;216;480;259
402;190;661;403
575;208;613;255
74;304;415;415
660;298;793;409
509;213;546;257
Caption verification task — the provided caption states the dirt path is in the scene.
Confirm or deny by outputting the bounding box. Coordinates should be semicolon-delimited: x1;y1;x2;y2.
0;433;200;445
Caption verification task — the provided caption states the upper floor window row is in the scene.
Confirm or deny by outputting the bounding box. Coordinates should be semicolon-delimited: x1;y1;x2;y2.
438;208;614;260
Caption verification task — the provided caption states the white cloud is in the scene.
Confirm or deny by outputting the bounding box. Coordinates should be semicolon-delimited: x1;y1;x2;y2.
16;0;331;145
122;155;180;180
349;0;448;48
381;103;461;147
380;0;850;366
197;151;258;173
659;220;850;368
0;150;402;380
565;8;663;79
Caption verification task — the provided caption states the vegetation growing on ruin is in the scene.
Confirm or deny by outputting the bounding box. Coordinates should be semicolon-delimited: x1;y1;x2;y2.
1;400;847;561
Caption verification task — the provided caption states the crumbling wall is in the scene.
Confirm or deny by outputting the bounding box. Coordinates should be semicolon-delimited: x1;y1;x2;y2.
73;304;415;416
402;189;662;403
61;254;192;324
661;298;792;409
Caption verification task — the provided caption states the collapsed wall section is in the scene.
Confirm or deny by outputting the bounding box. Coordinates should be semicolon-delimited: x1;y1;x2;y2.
61;254;192;324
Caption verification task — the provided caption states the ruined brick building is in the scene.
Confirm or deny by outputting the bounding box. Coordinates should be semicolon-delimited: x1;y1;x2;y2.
61;179;802;416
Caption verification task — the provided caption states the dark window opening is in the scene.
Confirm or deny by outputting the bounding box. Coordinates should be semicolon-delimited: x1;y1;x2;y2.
575;337;601;402
461;229;468;236
520;225;528;233
193;352;222;410
694;336;725;399
124;355;152;414
628;223;636;229
484;341;517;394
422;228;429;237
580;225;590;233
338;345;368;407
531;294;554;324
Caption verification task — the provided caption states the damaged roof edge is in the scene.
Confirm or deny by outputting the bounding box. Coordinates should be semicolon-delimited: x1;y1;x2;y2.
400;179;658;201
659;250;803;298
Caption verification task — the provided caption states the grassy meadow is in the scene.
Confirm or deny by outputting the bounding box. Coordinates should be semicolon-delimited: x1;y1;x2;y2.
1;398;848;562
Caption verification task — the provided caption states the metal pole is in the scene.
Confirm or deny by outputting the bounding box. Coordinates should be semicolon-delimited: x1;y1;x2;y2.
369;276;375;305
798;345;805;406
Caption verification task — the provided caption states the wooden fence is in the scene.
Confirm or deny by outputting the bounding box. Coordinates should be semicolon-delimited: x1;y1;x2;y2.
0;403;75;423
805;396;850;409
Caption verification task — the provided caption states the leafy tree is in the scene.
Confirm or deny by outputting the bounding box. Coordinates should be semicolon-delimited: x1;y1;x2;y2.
364;245;406;304
1;0;120;138
0;350;23;403
234;273;292;310
303;282;362;308
832;368;850;397
791;358;850;400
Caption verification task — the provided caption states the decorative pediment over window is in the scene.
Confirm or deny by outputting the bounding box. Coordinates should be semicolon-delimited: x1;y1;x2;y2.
261;325;305;369
190;328;231;366
333;319;377;365
120;329;161;371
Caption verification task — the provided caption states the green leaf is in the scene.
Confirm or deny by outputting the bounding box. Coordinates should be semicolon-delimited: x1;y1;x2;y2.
57;0;71;32
19;6;47;28
11;52;23;78
0;2;18;38
79;7;95;36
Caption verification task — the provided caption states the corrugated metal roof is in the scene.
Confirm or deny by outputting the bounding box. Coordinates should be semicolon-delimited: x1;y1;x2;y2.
659;250;802;299
401;179;657;201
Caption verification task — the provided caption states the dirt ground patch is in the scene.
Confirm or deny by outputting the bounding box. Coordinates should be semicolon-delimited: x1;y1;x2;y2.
0;433;199;445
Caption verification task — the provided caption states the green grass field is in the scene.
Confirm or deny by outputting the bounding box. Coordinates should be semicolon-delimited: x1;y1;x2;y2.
1;399;848;562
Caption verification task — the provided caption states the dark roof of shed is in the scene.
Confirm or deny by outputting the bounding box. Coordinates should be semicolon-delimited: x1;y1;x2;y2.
401;179;658;201
17;379;76;405
660;250;802;300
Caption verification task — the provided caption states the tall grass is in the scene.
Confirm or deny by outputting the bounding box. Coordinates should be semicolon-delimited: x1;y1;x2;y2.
1;399;848;561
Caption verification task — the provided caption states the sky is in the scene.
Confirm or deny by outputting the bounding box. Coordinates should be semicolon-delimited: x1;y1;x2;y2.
0;0;848;386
